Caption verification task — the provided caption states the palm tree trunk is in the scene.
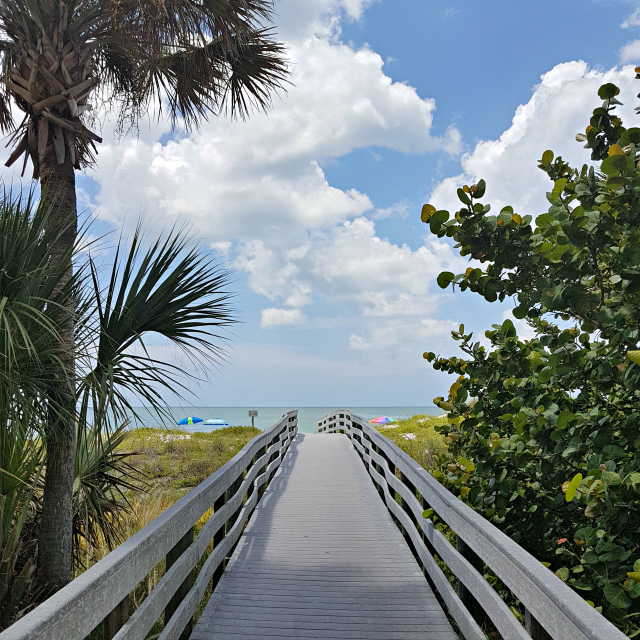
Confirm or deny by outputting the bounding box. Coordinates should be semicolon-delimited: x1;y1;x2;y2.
37;144;78;591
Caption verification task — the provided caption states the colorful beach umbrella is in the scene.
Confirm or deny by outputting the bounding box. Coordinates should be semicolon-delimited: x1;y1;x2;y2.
204;418;229;426
178;417;203;425
369;416;396;424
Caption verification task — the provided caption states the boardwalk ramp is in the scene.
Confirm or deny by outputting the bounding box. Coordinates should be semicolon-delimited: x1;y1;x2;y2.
192;434;456;640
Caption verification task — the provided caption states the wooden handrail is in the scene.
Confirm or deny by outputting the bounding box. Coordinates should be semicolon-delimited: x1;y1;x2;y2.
1;411;298;640
317;410;628;640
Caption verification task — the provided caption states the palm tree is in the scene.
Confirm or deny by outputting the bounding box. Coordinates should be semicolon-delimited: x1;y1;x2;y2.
0;0;286;589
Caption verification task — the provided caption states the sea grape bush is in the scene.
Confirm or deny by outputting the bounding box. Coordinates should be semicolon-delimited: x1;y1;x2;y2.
422;80;640;633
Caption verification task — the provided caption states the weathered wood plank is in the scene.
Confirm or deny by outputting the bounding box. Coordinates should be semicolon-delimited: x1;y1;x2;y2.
191;434;457;640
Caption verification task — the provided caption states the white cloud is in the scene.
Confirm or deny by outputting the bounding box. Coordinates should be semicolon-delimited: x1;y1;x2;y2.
622;9;640;29
236;216;466;348
430;62;638;218
78;0;467;357
90;0;459;245
620;40;640;63
261;307;307;327
210;241;232;256
371;200;410;220
275;0;377;41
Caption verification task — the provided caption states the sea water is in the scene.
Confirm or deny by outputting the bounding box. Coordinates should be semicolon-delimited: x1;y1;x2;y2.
127;406;443;434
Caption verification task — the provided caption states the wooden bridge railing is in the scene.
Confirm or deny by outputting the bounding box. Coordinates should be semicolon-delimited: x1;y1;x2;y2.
1;411;298;640
318;410;628;640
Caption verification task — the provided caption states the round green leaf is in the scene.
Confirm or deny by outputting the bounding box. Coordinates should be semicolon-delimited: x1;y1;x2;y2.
429;210;450;233
437;271;455;289
457;188;471;205
620;127;640;145
552;178;568;199
541;150;554;166
565;473;582;502
627;350;640;365
601;154;634;176
603;583;631;609
598;83;620;100
557;410;575;429
474;179;486;199
538;367;553;383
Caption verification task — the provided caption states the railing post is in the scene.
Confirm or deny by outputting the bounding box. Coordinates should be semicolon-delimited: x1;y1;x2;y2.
103;595;129;640
525;609;553;640
399;472;418;550
228;472;244;530
210;490;227;592
456;535;486;627
258;444;268;498
165;527;194;640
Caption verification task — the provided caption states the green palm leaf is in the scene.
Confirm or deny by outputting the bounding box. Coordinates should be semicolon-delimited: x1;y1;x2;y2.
73;421;144;559
0;188;79;431
77;222;236;432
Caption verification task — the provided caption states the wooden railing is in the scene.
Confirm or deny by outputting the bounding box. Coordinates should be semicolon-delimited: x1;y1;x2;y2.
317;410;628;640
1;411;298;640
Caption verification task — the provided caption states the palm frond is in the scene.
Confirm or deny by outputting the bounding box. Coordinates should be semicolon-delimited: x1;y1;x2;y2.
0;0;289;168
223;29;289;119
0;92;13;133
77;223;236;433
0;187;80;431
138;27;288;128
73;421;145;561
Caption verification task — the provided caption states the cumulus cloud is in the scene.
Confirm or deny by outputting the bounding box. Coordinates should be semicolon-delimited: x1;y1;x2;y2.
429;62;638;217
262;307;307;327
620;40;640;64
235;216;467;358
622;9;640;29
72;0;468;360
371;200;410;220
89;1;459;245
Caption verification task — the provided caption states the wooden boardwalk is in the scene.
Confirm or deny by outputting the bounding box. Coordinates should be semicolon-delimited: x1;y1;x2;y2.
192;433;457;640
3;411;627;640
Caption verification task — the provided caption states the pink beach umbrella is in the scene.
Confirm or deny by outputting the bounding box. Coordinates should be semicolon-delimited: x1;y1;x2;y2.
369;416;396;424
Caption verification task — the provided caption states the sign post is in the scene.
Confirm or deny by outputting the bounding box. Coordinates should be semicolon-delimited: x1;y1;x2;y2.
248;410;258;428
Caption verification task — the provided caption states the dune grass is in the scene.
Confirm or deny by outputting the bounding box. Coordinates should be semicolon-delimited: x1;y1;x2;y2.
374;414;450;473
79;425;260;639
79;425;260;567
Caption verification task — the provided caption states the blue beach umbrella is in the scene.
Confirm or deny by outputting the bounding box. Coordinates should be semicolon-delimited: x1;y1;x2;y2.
178;417;203;425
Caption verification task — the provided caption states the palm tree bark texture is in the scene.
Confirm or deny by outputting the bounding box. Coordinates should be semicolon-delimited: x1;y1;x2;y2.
0;0;288;590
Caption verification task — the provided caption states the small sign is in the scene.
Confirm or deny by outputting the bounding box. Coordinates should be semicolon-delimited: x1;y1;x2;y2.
248;410;258;417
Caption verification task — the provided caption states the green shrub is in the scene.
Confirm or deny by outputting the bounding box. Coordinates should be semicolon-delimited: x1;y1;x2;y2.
422;81;640;634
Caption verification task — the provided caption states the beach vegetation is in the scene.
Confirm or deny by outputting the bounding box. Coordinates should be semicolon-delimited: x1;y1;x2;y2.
0;0;288;590
375;414;449;473
0;191;236;625
421;79;640;634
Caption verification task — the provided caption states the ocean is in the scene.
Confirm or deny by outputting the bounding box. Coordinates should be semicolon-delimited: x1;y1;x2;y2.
127;406;443;434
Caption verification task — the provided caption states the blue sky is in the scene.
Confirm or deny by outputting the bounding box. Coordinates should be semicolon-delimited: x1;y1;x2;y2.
8;0;640;407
